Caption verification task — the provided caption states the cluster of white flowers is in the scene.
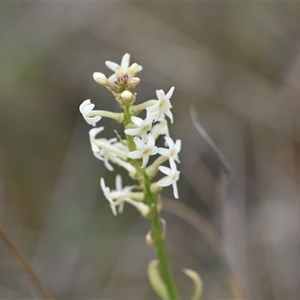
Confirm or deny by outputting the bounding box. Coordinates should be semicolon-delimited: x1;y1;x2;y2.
80;53;181;217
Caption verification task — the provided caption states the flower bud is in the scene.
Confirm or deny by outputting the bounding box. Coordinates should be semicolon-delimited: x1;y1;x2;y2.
128;63;139;77
93;72;107;85
115;66;125;77
129;77;140;86
121;90;133;101
117;73;129;85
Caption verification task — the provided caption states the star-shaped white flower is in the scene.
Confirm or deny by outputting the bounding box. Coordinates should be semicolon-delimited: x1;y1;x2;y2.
100;176;146;216
147;87;175;123
97;137;119;171
89;127;114;171
121;198;150;217
110;175;130;213
89;127;105;155
127;133;158;168
157;136;181;163
105;53;143;82
124;111;153;142
89;127;130;171
157;160;180;199
79;99;102;126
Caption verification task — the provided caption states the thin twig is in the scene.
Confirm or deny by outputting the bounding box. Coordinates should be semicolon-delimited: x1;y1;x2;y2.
0;224;53;300
190;106;234;178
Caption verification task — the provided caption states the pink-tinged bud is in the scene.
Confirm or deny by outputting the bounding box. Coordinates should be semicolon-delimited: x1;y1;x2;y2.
117;73;129;85
115;66;125;77
93;72;107;85
129;77;140;86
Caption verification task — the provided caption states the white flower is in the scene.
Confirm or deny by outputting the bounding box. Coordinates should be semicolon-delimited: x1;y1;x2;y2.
89;127;115;171
100;178;117;216
105;53;143;82
110;175;132;214
93;72;107;85
127;133;158;168
100;176;146;216
79;99;102;126
89;127;129;171
124;111;154;142
121;198;150;217
97;137;118;171
157;160;180;199
147;87;175;123
157;136;181;163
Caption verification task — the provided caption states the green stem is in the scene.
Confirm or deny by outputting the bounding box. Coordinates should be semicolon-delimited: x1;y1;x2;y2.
144;173;180;300
123;104;179;300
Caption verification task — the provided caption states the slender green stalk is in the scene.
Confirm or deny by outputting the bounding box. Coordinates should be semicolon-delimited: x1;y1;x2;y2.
144;174;180;300
123;105;179;299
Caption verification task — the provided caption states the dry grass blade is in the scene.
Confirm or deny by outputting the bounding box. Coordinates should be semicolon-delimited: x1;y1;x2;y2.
0;224;53;300
190;106;234;178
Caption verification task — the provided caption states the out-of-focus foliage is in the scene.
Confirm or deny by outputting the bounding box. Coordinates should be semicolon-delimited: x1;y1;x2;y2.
0;2;300;299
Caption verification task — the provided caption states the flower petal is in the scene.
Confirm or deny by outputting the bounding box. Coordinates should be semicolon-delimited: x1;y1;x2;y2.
157;148;169;157
164;136;174;148
105;60;119;71
142;156;149;168
115;175;122;191
107;73;117;82
147;133;155;148
121;53;130;69
166;86;175;99
79;99;94;115
133;136;145;150
175;139;181;153
172;182;179;199
165;110;173;123
89;127;105;140
127;151;142;159
157;176;173;187
124;128;141;136
131;116;145;127
84;116;102;126
156;89;165;100
158;165;172;176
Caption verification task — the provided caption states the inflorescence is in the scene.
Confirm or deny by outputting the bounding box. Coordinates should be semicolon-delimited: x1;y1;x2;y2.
79;53;181;217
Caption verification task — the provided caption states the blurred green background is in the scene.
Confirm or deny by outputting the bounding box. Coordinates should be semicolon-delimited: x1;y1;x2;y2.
1;2;300;299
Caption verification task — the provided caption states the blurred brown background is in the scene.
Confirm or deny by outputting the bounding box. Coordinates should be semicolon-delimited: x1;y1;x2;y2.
1;2;300;299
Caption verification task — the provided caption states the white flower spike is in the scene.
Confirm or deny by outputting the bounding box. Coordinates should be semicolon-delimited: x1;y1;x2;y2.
125;111;154;142
157;160;180;199
79;99;102;126
147;87;175;123
127;133;158;168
